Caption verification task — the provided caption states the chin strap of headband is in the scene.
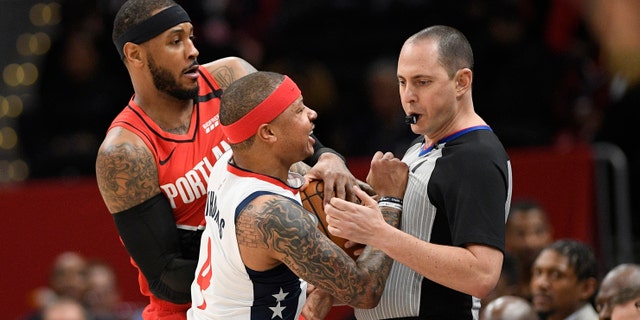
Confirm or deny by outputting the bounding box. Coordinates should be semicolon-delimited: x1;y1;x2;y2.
114;5;191;60
222;76;301;144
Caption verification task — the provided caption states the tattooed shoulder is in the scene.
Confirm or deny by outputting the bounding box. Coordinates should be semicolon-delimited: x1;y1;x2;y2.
96;140;159;213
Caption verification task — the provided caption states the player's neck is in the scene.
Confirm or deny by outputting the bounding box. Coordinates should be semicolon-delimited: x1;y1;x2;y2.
133;93;194;134
232;152;291;183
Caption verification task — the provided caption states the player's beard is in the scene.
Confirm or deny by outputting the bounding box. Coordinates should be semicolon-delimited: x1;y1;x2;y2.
148;54;198;101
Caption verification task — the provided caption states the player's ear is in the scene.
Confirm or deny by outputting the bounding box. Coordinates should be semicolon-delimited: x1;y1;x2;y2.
256;123;276;142
578;277;598;300
123;42;144;66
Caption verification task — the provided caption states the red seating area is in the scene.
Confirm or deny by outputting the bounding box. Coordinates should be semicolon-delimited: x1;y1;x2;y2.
506;144;597;248
0;145;598;320
348;144;598;248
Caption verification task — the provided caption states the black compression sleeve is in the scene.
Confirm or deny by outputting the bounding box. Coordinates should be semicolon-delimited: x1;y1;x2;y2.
113;194;196;304
304;133;346;166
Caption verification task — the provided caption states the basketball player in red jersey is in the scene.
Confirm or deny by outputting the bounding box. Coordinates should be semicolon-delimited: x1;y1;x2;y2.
95;1;358;319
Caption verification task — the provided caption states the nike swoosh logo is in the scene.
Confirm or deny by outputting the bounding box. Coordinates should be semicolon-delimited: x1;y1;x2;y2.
159;148;176;165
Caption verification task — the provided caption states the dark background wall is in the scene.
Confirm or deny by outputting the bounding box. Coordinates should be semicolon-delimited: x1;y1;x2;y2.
1;0;639;319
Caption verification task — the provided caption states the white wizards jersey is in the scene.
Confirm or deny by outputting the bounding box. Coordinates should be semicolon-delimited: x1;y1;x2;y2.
188;150;307;320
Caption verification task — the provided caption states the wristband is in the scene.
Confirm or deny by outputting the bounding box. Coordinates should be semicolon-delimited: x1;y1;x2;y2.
378;196;403;206
378;201;403;211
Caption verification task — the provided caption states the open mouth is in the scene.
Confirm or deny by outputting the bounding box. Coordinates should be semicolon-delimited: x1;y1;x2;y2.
309;132;316;145
183;64;199;75
309;127;316;142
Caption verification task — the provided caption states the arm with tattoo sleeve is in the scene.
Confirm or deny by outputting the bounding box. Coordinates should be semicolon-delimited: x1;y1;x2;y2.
239;193;400;308
95;130;194;303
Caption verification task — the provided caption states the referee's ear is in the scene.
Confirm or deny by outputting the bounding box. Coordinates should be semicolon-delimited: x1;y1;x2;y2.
454;68;472;95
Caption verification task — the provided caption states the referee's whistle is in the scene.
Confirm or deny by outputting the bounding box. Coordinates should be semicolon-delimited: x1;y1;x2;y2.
404;114;418;125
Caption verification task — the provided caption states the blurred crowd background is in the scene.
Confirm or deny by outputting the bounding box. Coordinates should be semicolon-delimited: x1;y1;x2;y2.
1;0;636;179
1;0;640;319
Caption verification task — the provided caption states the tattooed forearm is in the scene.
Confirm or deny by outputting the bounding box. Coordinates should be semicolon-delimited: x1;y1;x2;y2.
380;206;401;228
239;196;395;307
257;198;357;296
96;142;159;213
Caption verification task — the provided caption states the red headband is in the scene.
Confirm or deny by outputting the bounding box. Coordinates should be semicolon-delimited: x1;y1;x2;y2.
222;75;301;143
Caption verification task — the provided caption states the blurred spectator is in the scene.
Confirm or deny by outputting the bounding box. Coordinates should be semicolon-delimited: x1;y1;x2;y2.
84;260;143;320
595;263;640;320
48;252;89;302
25;287;58;316
610;286;640;320
530;239;599;320
20;251;88;320
18;0;130;178
84;261;120;320
481;295;539;320
506;199;554;300
42;298;89;320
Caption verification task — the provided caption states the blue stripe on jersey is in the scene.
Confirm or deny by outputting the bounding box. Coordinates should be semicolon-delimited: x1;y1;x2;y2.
419;125;492;157
235;191;298;220
247;264;302;320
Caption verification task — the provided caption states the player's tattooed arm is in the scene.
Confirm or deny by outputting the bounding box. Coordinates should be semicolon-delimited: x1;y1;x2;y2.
238;196;394;308
96;129;160;213
379;206;401;227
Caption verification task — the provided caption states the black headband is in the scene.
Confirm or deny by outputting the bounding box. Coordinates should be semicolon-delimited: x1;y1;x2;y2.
114;5;191;60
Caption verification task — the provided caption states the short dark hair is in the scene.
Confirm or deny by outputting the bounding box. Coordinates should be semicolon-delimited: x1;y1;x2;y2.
611;286;640;306
407;25;474;78
219;71;285;147
508;199;550;225
112;0;177;43
547;239;598;281
510;199;545;213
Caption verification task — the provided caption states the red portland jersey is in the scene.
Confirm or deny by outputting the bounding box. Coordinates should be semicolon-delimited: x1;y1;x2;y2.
109;65;229;229
108;65;230;319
